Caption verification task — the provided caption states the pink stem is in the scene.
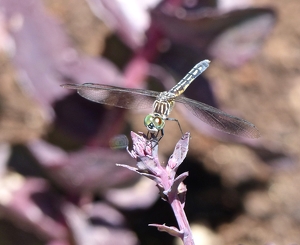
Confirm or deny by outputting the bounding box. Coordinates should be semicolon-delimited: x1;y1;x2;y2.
169;195;195;245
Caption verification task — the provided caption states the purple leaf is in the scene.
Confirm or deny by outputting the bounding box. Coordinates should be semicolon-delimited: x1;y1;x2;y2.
0;0;125;121
208;10;276;67
164;172;188;207
105;178;159;209
27;139;138;193
148;223;184;237
46;241;69;245
128;131;154;158
0;176;67;241
0;0;72;107
0;143;11;177
84;202;126;226
53;94;127;145
64;203;138;245
86;0;161;49
151;6;276;67
167;132;190;177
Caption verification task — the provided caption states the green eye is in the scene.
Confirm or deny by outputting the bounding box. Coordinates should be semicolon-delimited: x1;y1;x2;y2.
153;116;165;130
144;115;153;128
144;114;165;131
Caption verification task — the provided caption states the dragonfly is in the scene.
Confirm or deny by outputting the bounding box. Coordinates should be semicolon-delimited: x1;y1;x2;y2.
61;60;260;140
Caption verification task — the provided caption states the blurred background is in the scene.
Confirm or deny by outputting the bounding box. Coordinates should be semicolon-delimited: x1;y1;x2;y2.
0;0;298;244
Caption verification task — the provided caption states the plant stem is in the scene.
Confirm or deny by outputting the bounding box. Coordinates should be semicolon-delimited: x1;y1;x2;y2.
169;195;195;245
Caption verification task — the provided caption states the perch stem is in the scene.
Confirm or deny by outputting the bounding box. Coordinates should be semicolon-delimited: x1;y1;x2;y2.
169;194;195;245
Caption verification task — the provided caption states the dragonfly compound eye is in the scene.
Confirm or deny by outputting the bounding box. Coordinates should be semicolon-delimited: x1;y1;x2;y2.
153;116;165;130
144;114;165;132
144;114;155;131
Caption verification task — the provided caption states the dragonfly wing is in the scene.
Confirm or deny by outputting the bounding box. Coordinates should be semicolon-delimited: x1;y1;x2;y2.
175;96;260;138
62;83;159;110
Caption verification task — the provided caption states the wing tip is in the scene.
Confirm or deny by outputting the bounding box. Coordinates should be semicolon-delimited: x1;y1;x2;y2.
236;124;261;139
248;127;261;139
60;84;78;89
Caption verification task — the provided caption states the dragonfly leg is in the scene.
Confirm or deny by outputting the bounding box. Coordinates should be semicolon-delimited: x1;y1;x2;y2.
165;117;184;137
145;130;164;148
156;129;164;142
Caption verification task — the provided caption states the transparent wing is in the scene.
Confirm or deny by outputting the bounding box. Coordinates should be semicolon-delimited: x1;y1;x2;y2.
61;83;160;109
175;96;260;138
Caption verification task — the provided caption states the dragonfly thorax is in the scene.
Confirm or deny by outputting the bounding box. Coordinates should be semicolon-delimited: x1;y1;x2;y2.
153;91;176;118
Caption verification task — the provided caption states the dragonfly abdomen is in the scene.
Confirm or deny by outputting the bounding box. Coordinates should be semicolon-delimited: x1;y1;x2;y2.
169;60;211;96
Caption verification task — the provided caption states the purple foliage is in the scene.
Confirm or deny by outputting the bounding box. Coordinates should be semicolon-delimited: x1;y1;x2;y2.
0;0;285;244
0;176;68;241
27;139;139;193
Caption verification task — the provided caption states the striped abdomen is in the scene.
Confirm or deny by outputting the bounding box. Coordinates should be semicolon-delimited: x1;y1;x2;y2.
169;60;210;96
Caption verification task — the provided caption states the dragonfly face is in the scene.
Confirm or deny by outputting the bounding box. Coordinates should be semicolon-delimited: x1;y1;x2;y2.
61;59;260;139
144;114;165;133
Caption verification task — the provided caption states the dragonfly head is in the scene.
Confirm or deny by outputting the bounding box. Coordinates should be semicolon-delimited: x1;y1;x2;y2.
144;114;165;133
